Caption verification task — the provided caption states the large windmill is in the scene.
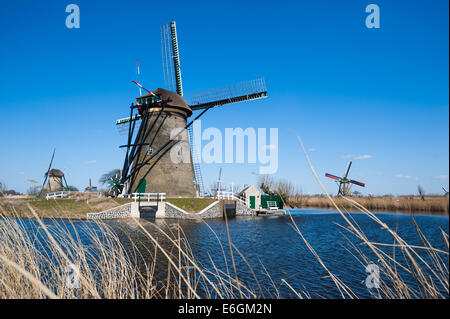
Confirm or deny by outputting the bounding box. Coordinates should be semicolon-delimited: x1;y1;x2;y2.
325;161;365;196
116;21;268;197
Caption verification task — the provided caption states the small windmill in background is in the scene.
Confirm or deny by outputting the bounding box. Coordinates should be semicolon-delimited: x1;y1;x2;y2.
325;161;365;196
443;187;449;197
39;149;69;194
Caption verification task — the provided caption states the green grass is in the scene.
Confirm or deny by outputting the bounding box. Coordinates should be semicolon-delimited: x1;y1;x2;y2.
0;197;215;218
0;197;131;219
111;198;134;205
166;198;216;213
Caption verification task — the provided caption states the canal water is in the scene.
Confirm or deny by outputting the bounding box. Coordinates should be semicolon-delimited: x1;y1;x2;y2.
4;209;449;299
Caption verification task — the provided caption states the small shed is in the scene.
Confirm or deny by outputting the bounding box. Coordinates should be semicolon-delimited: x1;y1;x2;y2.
238;185;262;209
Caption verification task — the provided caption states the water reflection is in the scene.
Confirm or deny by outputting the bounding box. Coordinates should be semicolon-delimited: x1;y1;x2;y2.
105;210;448;298
4;210;448;298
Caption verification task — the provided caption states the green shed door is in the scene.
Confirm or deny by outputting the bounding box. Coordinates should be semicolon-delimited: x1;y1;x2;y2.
249;196;256;209
137;178;146;193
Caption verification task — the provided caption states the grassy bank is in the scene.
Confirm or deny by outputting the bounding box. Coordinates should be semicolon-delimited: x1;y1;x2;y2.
0;197;131;219
0;196;217;218
289;195;449;215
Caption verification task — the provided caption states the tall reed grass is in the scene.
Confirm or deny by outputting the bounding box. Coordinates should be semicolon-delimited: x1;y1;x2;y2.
0;204;270;299
0;139;448;298
291;195;449;215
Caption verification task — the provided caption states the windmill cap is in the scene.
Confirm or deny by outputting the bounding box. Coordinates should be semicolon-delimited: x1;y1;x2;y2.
46;169;64;177
137;88;192;117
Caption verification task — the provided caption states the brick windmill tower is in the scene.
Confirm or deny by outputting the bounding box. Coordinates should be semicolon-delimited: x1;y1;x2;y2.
117;21;268;197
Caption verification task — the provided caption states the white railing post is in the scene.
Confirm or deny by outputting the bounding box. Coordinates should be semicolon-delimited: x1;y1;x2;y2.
131;192;166;202
215;190;246;205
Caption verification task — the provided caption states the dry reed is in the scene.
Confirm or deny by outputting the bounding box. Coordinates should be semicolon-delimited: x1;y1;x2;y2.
290;195;449;215
0;147;448;299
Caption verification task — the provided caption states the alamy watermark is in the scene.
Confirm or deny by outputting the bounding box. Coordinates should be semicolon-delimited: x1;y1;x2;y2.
65;4;80;29
65;263;80;289
63;4;379;30
365;4;380;29
365;263;380;289
169;120;278;175
64;4;378;30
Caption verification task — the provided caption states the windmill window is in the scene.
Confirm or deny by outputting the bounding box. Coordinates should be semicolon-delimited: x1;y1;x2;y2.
147;147;153;156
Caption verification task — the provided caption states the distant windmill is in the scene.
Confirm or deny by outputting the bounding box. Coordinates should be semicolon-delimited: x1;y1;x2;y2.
85;178;98;192
443;187;449;197
325;161;365;196
116;21;268;197
39;149;69;194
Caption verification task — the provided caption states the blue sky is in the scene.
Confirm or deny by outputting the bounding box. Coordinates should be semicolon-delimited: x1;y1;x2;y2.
0;0;448;196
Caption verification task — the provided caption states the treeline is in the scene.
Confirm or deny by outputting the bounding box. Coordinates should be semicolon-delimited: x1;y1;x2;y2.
256;176;449;214
0;181;21;196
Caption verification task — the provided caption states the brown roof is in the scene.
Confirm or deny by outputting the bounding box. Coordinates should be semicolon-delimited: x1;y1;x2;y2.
137;88;192;117
47;169;64;177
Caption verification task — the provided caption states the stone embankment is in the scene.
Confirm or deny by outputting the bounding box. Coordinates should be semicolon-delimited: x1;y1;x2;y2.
87;199;258;220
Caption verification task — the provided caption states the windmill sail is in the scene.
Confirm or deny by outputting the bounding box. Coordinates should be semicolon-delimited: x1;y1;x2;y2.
349;179;365;187
325;173;341;181
188;124;205;196
162;21;204;196
170;21;183;96
343;161;352;178
40;148;56;194
189;78;268;111
116;115;142;135
161;23;176;93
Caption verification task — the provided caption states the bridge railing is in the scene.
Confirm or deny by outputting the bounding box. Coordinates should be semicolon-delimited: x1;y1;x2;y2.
46;191;70;200
216;191;247;205
132;193;166;202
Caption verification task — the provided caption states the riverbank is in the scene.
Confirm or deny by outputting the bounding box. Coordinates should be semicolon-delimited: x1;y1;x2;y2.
289;195;449;215
0;197;125;218
0;196;217;218
1;195;448;218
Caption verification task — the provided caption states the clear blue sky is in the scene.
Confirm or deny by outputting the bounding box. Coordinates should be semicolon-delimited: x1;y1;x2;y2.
0;0;448;196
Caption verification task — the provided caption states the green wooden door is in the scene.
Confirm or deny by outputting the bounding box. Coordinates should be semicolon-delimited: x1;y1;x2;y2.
249;196;255;209
137;178;146;194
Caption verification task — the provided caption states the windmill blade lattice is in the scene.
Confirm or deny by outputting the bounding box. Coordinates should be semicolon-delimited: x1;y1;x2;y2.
190;78;267;111
161;22;179;94
116;115;142;136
